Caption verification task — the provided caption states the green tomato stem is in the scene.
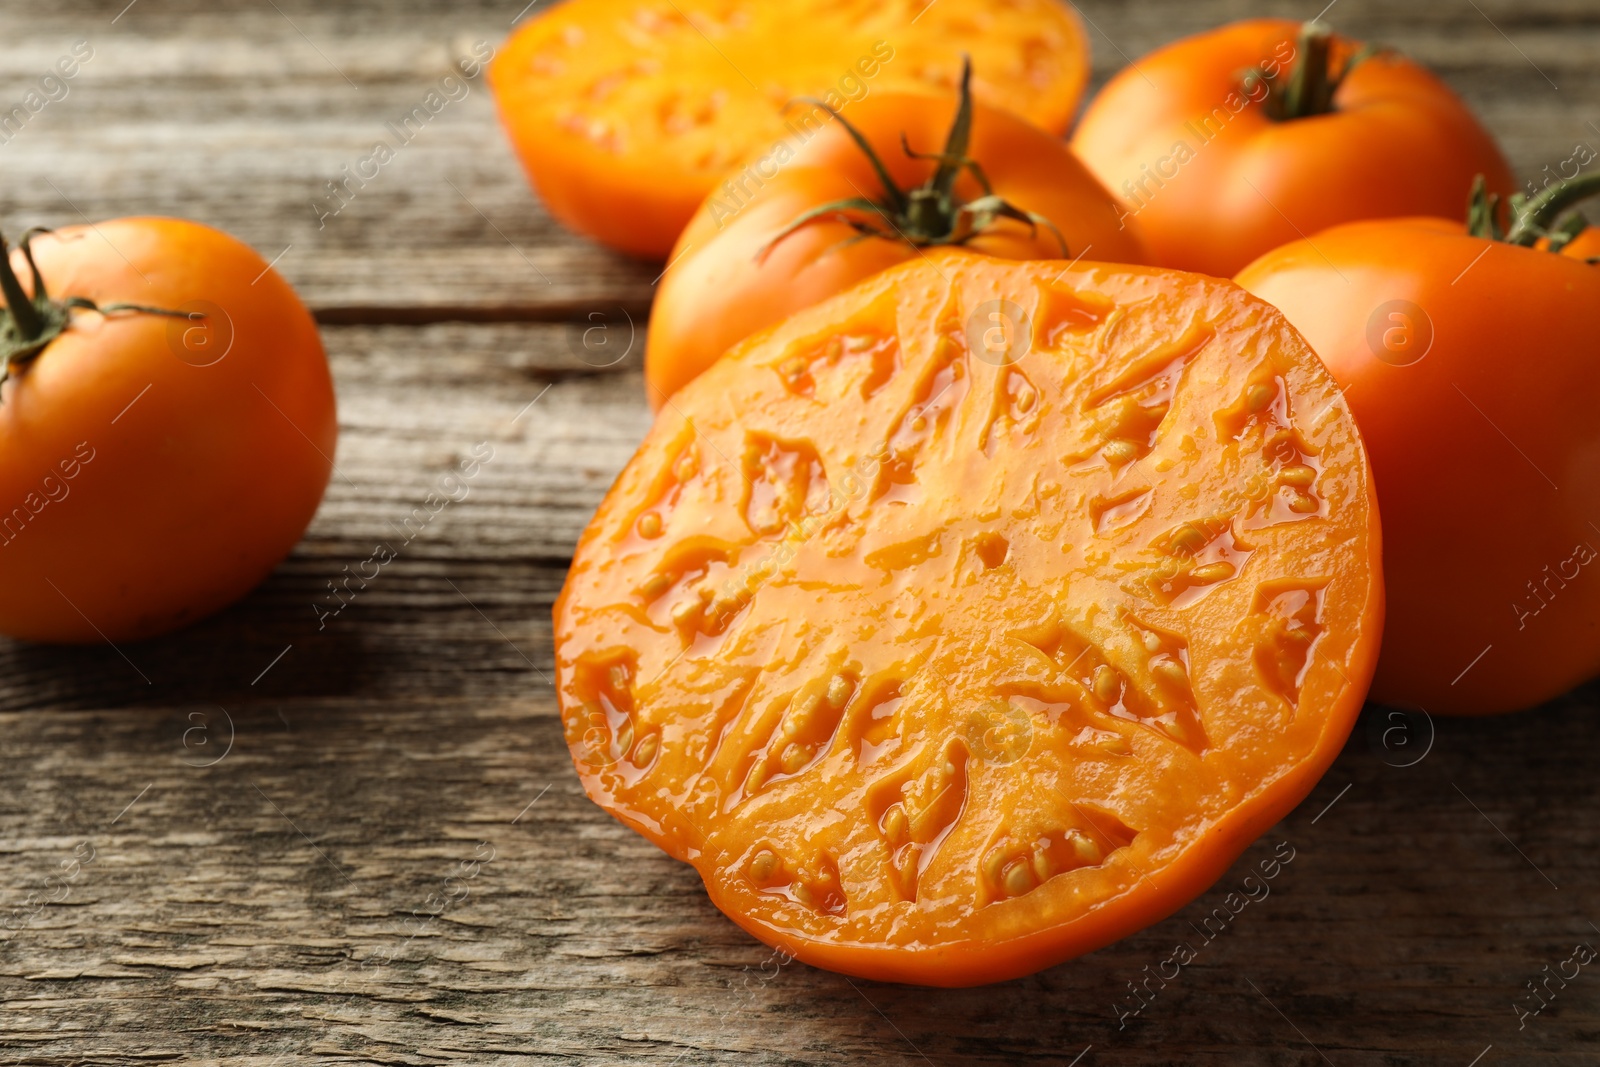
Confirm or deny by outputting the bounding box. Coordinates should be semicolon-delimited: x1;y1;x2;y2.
1506;171;1600;246
0;233;45;342
760;56;1068;260
0;226;196;391
1253;21;1384;123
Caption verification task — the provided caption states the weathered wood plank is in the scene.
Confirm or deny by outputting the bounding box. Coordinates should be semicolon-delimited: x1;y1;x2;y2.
1;0;660;317
0;0;1596;317
5;0;1600;1063
5;694;1600;1064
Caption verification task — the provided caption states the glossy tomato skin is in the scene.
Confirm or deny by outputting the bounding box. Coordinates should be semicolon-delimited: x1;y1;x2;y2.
645;92;1147;406
1072;19;1515;277
1554;227;1600;260
1237;219;1600;714
0;218;336;643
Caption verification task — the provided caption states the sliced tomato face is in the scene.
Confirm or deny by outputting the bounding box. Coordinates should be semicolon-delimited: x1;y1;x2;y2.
555;252;1382;985
491;0;1090;259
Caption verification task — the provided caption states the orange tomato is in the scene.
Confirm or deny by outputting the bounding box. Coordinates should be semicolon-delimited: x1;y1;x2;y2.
646;72;1146;405
490;0;1090;260
556;251;1381;984
1236;179;1600;714
0;218;336;643
1552;225;1600;260
1072;18;1514;277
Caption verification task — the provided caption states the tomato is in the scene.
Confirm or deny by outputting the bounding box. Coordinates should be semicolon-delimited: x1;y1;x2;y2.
1552;225;1600;260
490;0;1090;260
0;218;336;643
645;66;1146;405
556;251;1381;984
1236;175;1600;714
1072;18;1515;277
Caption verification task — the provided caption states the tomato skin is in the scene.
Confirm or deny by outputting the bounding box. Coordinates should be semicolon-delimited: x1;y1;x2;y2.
1553;226;1600;260
645;92;1147;406
491;91;705;265
0;218;336;643
1237;219;1600;714
1072;18;1515;278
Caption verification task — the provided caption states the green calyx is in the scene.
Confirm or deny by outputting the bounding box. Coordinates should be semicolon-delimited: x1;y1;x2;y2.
1467;171;1600;251
1241;21;1385;123
0;227;193;388
760;57;1068;260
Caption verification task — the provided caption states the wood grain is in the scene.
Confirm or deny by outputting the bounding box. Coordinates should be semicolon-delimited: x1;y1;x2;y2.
3;0;1596;316
6;695;1600;1064
3;0;1600;1063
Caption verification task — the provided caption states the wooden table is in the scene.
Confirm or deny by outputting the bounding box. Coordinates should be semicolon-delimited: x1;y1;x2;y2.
2;1;1597;1062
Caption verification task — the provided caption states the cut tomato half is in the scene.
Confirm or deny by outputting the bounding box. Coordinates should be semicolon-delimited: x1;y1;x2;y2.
555;251;1382;985
491;0;1090;259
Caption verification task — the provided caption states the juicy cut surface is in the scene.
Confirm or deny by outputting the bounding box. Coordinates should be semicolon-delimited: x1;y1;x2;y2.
554;253;1382;985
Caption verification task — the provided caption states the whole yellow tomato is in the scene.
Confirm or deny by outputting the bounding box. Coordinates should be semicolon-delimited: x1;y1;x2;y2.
0;218;336;643
1073;19;1514;277
1237;176;1600;713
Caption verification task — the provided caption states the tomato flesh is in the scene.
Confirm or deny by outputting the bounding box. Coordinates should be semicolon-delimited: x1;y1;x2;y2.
491;0;1090;259
556;252;1381;984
